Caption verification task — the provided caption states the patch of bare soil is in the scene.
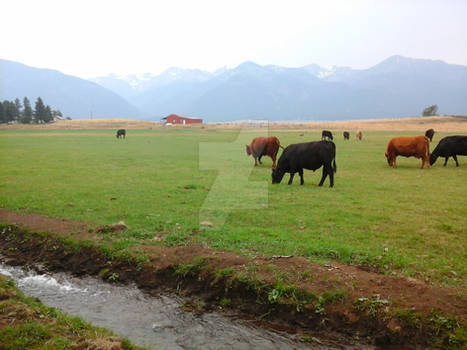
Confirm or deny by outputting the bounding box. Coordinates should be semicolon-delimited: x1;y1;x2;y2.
0;209;465;348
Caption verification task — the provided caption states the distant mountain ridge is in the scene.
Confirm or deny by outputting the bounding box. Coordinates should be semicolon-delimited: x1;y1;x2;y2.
91;55;467;122
0;59;141;119
2;56;466;121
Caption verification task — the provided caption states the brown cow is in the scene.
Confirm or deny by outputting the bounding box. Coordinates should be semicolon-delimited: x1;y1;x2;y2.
246;137;283;168
385;136;430;169
356;130;362;140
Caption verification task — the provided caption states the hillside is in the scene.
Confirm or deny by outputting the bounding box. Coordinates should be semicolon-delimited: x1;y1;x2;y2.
0;59;141;119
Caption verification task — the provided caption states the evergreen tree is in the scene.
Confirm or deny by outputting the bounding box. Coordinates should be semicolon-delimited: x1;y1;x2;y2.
44;105;53;123
2;101;16;123
21;97;33;124
34;97;47;123
52;109;63;119
12;98;22;121
0;101;5;123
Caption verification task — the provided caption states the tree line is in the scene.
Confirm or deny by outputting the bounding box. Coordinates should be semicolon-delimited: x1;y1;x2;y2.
0;97;65;124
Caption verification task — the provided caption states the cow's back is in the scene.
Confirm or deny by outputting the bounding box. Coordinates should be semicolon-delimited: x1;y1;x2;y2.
251;137;279;155
435;136;467;156
280;141;334;169
250;137;267;154
388;136;429;156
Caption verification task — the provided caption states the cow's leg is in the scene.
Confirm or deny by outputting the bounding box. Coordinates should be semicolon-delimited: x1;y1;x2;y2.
258;155;263;164
254;157;258;166
443;157;449;166
329;166;334;187
318;167;328;186
393;157;397;168
453;155;459;166
271;155;277;169
421;157;425;169
288;173;295;185
298;169;304;185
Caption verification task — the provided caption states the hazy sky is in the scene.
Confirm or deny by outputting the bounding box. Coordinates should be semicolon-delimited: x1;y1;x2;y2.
2;0;466;78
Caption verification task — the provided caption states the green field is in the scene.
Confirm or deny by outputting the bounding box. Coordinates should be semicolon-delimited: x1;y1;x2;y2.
0;128;466;287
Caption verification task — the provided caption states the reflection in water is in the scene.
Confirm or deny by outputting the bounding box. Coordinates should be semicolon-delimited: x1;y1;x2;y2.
0;261;374;350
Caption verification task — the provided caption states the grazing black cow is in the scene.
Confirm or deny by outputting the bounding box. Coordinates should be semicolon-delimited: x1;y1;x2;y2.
343;131;350;140
321;130;333;140
425;128;435;142
272;141;337;187
429;136;467;166
116;129;126;139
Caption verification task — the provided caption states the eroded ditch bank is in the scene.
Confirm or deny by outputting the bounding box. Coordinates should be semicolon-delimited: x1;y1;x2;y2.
0;220;465;349
1;263;353;350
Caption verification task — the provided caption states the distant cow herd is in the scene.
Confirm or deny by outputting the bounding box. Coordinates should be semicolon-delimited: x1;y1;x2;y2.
116;127;466;187
242;127;466;187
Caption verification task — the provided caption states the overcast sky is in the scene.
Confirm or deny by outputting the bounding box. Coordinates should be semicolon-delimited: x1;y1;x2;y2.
1;0;466;78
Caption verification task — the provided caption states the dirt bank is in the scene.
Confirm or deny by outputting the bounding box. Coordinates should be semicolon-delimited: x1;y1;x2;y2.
0;209;465;349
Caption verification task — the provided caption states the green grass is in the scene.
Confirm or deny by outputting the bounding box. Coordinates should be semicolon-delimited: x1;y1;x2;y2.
0;128;466;287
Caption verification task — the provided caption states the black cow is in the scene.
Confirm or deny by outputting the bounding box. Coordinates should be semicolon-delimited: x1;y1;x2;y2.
429;136;467;167
322;130;333;140
343;131;350;140
425;128;435;142
116;129;126;139
272;141;337;187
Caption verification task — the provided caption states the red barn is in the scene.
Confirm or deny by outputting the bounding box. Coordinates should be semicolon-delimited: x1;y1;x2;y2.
162;114;203;125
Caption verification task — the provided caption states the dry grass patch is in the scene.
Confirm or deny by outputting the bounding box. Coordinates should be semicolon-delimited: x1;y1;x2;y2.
0;119;162;130
1;115;466;132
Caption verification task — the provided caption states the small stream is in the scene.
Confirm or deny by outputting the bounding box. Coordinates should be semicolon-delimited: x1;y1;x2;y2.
0;261;374;350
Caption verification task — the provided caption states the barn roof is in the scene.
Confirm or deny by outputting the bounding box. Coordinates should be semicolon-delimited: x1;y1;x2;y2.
162;114;202;121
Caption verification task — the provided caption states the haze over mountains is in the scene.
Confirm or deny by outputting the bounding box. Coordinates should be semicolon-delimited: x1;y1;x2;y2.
2;56;467;121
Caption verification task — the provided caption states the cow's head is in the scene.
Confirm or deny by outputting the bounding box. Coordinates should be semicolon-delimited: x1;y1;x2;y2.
245;145;251;156
385;152;392;166
429;152;438;165
271;168;285;184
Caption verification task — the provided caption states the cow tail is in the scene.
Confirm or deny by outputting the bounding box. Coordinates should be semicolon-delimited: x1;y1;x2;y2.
333;158;337;173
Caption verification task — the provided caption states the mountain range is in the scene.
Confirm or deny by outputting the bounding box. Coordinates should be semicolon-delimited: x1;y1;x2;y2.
0;59;140;119
2;56;467;121
92;56;467;121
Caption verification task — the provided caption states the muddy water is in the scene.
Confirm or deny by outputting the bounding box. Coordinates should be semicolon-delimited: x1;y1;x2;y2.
0;262;374;350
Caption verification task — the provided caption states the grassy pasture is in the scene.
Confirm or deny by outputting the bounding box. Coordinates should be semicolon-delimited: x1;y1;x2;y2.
0;128;466;288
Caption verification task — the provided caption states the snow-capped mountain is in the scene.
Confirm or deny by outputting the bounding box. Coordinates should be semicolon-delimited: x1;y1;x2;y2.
89;55;467;121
